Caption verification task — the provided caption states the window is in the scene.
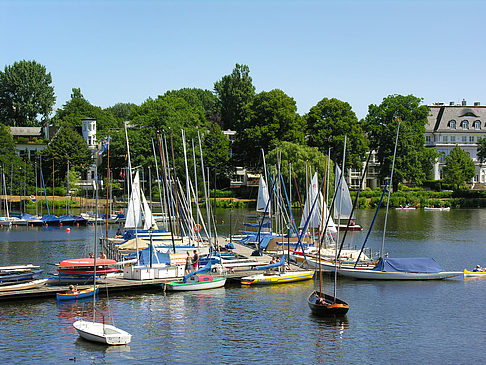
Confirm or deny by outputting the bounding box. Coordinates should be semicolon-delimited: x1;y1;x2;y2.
448;120;456;129
425;135;431;143
450;136;456;142
462;136;467;142
443;136;448;142
474;120;481;129
462;120;469;129
470;136;475;142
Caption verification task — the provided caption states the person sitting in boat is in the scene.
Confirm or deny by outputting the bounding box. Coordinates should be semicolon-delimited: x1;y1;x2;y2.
100;251;107;259
316;296;325;305
185;252;193;275
473;265;484;272
67;285;78;295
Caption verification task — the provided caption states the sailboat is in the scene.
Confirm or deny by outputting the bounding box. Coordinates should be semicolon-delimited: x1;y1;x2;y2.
337;123;462;280
165;261;226;291
72;173;131;345
333;165;362;231
240;256;314;285
308;141;349;317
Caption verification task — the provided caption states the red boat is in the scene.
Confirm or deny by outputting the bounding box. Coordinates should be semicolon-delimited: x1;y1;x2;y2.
57;258;119;275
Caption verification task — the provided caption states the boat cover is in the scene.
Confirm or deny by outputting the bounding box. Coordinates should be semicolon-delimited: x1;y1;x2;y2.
237;232;278;250
122;228;168;240
41;214;60;222
372;257;442;273
59;215;76;223
137;249;171;266
243;220;271;228
183;261;212;283
253;256;285;271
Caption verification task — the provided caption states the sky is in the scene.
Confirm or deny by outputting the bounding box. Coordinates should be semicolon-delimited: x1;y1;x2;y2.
1;0;485;120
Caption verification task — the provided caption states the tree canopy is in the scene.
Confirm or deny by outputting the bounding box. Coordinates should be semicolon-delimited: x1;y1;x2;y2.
363;94;432;190
233;89;304;166
0;60;55;126
477;137;486;164
214;64;255;130
306;97;368;169
442;145;475;190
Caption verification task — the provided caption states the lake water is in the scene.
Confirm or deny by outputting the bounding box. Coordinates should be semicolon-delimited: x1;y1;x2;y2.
1;208;486;364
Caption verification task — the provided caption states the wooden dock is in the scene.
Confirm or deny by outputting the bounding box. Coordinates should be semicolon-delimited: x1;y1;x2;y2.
0;238;311;302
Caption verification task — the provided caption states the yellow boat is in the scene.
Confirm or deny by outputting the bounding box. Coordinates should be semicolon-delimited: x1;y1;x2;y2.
464;268;486;277
241;270;315;285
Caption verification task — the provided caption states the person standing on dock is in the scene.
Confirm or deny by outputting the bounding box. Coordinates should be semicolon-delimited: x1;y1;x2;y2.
192;250;199;271
185;252;193;275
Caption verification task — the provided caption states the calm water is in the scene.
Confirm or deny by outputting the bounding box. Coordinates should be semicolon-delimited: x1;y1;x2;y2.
1;209;486;364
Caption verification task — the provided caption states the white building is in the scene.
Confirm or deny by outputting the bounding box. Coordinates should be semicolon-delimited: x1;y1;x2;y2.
425;100;486;183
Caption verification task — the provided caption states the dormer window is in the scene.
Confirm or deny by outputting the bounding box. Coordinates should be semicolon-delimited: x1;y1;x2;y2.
474;120;481;130
461;120;469;129
448;120;456;129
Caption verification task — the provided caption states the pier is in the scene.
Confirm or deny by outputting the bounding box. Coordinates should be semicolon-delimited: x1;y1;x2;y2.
0;239;310;302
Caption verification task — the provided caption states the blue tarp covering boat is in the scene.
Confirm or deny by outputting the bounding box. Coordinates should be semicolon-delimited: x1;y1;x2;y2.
59;215;76;224
253;256;285;271
243;220;271;228
183;261;212;283
372;257;442;273
122;228;168;240
41;214;60;224
125;248;171;266
237;232;278;250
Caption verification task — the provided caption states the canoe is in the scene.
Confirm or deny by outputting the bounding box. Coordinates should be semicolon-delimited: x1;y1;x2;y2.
307;290;349;317
58;258;117;268
56;285;99;301
241;270;314;285
165;275;226;291
73;320;131;345
0;279;48;292
464;269;486;277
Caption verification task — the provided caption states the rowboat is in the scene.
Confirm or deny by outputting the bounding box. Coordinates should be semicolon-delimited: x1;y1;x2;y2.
307;290;349;317
0;279;48;292
424;207;450;211
241;270;314;285
56;285;99;301
165;275;226;291
464;269;486;277
0;269;43;283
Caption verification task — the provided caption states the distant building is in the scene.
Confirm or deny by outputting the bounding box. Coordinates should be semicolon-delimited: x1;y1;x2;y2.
425;100;486;183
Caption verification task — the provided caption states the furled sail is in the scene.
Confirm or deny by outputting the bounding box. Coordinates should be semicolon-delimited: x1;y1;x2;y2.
125;171;142;229
333;164;354;220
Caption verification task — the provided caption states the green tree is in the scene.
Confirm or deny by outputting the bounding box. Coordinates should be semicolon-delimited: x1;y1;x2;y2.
306;97;368;169
477;137;486;163
0;60;55;126
214;64;255;130
442;145;475;190
233;89;305;166
363;94;431;190
105;102;137;123
53;88;119;132
201;123;231;188
41;126;92;187
163;88;219;124
266;141;327;197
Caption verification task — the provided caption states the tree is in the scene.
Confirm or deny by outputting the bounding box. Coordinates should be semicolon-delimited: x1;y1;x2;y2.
442;145;475;190
105;102;137;123
363;94;432;190
201;123;231;188
306;98;368;169
477;137;486;163
0;60;55;126
53;88;119;132
163;88;219;124
41;126;92;186
233;89;305;166
266;142;327;198
214;64;255;130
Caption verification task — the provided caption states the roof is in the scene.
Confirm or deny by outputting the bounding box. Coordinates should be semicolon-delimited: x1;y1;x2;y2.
10;127;42;136
426;104;486;133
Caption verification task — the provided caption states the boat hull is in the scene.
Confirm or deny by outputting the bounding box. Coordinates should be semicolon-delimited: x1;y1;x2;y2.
73;320;131;345
0;279;48;292
307;290;349;317
56;286;99;301
241;270;314;285
337;268;462;280
464;269;486;277
165;277;226;291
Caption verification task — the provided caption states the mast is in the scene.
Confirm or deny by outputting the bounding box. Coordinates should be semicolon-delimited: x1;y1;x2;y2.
151;139;166;230
381;122;400;258
92;166;98;323
334;136;347;302
106;137;110;239
124;122;139;261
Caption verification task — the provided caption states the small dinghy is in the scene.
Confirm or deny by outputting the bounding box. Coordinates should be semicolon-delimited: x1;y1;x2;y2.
307;290;349;317
56;285;99;301
0;279;48;292
73;320;132;345
165;261;226;291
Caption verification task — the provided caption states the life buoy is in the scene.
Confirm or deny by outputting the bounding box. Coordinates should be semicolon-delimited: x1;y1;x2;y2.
194;224;202;232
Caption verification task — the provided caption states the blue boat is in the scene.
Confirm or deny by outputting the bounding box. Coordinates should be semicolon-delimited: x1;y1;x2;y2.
56;285;99;301
41;214;60;226
0;270;43;283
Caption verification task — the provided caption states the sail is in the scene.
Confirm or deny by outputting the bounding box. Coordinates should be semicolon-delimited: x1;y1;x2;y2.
334;165;354;220
299;173;336;232
141;190;158;230
256;177;271;214
125;171;142;229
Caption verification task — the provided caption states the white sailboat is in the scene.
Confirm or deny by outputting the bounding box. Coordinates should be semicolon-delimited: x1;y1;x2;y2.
73;172;132;345
333;165;362;231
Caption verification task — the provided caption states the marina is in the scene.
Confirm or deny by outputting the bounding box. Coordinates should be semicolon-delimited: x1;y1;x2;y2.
0;208;486;363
